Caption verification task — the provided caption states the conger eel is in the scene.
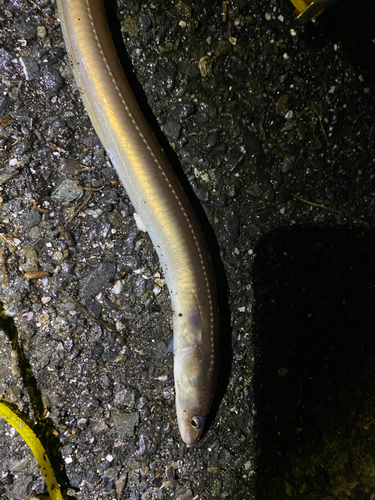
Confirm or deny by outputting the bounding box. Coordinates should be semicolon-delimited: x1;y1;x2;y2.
56;0;219;445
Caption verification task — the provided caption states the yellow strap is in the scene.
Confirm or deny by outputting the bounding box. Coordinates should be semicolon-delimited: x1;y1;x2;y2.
0;402;64;500
290;0;309;11
289;0;324;19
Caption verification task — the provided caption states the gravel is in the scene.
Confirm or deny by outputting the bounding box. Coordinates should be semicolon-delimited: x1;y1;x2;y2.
0;0;375;499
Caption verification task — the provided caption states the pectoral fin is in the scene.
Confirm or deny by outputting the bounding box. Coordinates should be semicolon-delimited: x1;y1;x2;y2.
188;294;203;343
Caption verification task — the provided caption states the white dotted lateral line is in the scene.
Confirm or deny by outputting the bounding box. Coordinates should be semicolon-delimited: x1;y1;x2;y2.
84;0;215;369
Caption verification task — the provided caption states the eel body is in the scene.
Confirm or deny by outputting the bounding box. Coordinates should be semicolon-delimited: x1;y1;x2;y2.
56;0;219;444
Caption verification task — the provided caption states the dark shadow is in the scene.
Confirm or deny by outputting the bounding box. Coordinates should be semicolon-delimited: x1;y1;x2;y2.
104;1;232;433
253;225;375;498
296;0;375;84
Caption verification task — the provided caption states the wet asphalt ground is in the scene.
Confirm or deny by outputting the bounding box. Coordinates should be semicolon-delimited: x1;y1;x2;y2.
1;0;375;499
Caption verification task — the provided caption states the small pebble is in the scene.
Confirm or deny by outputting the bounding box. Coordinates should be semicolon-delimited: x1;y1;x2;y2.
198;56;213;77
19;56;40;81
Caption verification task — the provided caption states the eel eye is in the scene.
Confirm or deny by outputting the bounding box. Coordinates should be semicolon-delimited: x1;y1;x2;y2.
191;416;204;430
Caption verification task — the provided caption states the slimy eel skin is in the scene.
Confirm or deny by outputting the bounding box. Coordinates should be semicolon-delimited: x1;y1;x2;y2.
56;0;219;445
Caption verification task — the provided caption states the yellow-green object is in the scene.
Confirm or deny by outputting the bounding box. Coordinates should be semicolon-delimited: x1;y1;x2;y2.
289;0;325;23
290;0;312;12
0;401;64;500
